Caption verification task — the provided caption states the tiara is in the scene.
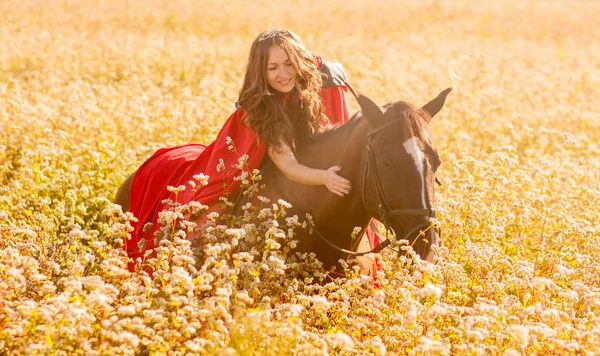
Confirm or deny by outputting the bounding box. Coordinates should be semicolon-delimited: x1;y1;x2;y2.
257;28;291;42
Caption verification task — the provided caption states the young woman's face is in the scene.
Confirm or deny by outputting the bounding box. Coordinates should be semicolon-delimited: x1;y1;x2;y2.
265;45;297;93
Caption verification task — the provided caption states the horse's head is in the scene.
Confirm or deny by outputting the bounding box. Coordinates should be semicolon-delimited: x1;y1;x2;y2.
354;87;452;262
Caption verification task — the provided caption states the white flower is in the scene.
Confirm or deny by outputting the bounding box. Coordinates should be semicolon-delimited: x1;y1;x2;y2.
419;282;443;299
12;228;37;239
466;329;485;341
38;282;56;295
81;276;105;289
142;222;153;233
268;256;286;274
137;237;146;251
233;252;254;262
277;199;292;209
193;173;210;186
118;305;136;317
216;158;226;172
157;210;184;224
427;304;448;318
310;295;330;311
226;228;244;238
16;300;37;318
206;212;220;220
86;291;114;310
166;185;186;193
286;304;304;317
370;290;385;308
233;154;249;169
264;238;281;250
508;325;530;348
326;332;354;350
258;208;272;219
257;196;270;203
285;215;301;229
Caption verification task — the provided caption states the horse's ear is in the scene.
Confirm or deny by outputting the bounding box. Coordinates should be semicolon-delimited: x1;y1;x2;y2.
344;81;384;124
421;87;453;121
357;95;385;124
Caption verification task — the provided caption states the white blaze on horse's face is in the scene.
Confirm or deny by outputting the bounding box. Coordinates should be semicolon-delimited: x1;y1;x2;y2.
403;136;427;208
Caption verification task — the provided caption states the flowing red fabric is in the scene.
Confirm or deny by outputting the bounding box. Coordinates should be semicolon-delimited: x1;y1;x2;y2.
320;85;350;125
126;108;265;270
126;80;381;278
126;85;373;271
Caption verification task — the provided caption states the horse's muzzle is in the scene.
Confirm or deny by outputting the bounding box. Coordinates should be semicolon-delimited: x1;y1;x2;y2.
389;219;440;261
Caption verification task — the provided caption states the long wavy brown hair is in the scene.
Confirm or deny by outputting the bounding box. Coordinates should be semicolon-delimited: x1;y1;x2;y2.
237;28;324;151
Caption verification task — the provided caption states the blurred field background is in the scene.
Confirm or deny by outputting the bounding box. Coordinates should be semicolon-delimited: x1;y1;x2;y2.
1;0;599;354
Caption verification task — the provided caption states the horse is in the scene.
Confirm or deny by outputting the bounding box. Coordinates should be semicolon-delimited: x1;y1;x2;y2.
114;87;451;273
255;87;450;271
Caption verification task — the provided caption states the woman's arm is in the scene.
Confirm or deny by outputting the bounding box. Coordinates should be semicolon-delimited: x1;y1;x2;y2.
267;143;351;197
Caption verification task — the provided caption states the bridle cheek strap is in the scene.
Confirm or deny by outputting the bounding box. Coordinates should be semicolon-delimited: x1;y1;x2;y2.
360;112;437;245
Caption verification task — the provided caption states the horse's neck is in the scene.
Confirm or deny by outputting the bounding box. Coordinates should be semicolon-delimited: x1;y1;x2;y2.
297;116;369;172
291;116;371;228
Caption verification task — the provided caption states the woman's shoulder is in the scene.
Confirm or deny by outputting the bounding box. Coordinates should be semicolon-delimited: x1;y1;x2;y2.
316;56;347;87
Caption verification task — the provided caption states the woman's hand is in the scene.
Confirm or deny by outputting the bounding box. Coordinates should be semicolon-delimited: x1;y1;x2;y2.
267;144;351;196
324;166;352;197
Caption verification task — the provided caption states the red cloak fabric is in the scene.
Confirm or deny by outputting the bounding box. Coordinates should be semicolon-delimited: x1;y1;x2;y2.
125;85;359;270
126;108;264;269
126;85;382;275
320;85;350;125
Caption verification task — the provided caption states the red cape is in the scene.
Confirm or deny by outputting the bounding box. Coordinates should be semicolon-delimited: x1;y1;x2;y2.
126;85;380;276
125;86;353;269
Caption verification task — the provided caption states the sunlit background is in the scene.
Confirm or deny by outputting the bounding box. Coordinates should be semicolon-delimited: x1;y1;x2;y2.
1;0;599;354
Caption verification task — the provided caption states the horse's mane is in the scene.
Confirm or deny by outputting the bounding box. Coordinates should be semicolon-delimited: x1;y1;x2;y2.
313;100;431;144
309;110;365;145
388;101;432;145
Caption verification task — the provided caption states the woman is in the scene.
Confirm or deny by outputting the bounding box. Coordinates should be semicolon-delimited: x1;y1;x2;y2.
123;28;358;269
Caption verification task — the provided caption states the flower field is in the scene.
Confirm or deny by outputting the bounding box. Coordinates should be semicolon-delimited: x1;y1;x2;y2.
1;0;599;354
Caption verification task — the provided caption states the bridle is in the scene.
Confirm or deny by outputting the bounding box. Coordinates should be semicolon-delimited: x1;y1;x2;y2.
359;119;438;252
